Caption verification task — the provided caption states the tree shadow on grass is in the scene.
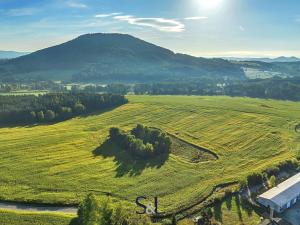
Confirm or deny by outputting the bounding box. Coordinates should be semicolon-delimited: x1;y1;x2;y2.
93;139;169;177
69;218;79;225
234;194;243;222
213;202;223;223
225;194;232;210
241;197;253;217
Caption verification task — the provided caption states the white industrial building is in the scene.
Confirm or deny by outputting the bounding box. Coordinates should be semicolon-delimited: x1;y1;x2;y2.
257;172;300;215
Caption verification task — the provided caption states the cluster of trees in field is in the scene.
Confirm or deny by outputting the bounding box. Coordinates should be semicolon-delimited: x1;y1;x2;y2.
0;93;128;125
77;194;152;225
109;124;171;158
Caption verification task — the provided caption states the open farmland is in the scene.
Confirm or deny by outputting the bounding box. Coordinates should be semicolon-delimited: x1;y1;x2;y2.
0;210;76;225
0;95;300;215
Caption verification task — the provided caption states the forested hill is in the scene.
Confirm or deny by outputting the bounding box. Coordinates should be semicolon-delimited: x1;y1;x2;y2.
0;33;245;82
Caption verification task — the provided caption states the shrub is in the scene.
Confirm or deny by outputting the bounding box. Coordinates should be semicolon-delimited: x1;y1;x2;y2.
265;166;280;177
29;111;36;122
45;110;55;121
73;103;86;114
269;175;276;188
247;173;263;187
59;107;73;120
37;111;45;122
278;159;299;172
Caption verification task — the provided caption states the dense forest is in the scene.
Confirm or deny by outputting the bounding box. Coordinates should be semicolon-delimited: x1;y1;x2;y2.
109;124;171;158
0;93;128;125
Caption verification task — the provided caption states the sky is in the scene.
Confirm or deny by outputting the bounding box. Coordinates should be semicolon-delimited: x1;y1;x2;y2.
0;0;300;57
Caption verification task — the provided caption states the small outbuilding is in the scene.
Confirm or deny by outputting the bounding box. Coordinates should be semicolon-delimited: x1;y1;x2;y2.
257;172;300;214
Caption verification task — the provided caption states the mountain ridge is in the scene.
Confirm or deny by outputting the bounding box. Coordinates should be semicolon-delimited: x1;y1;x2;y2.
0;33;245;82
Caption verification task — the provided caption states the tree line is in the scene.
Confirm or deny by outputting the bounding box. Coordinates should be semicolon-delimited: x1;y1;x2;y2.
0;93;128;125
109;124;171;158
4;76;300;101
239;159;300;190
76;77;300;101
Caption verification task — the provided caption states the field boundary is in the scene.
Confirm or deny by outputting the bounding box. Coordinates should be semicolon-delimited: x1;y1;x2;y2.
166;132;219;160
148;126;219;160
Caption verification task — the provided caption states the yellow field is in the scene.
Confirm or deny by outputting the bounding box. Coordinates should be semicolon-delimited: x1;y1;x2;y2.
0;209;76;225
0;95;299;217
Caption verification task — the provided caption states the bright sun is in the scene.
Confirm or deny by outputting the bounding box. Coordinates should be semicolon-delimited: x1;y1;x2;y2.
198;0;223;10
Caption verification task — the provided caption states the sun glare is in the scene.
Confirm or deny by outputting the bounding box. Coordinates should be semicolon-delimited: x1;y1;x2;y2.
198;0;223;10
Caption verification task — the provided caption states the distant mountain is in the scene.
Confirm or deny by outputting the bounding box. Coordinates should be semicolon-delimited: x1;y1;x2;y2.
0;33;245;82
0;51;30;59
224;56;300;63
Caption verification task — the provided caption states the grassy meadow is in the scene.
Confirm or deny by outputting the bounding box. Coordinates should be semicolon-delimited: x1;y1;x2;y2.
211;195;261;225
0;210;76;225
0;95;300;216
178;194;261;225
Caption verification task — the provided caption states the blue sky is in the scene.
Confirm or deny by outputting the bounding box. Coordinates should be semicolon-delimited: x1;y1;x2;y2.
0;0;299;57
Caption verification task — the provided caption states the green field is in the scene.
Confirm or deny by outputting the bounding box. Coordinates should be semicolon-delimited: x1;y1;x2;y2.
0;95;299;217
211;195;260;225
0;210;76;225
179;195;261;225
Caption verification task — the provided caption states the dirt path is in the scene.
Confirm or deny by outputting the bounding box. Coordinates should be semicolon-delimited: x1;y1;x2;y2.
0;201;77;214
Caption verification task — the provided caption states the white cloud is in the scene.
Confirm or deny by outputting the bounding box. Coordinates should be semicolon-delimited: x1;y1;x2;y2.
95;12;122;18
6;8;38;16
113;15;185;32
67;1;87;8
184;16;208;20
114;15;134;20
239;25;245;31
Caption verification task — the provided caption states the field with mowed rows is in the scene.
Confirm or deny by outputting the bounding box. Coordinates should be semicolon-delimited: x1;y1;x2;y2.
0;95;300;214
0;210;76;225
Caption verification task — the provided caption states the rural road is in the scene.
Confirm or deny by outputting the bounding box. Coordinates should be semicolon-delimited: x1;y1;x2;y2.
0;201;77;214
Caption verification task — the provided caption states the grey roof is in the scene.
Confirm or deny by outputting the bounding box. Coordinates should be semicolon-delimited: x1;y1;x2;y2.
259;173;300;207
